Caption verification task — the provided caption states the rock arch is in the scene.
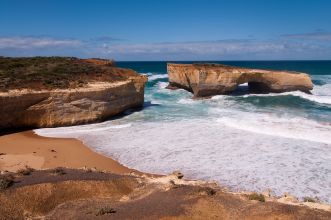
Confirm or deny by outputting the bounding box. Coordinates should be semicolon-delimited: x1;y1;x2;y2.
234;73;273;94
167;63;313;97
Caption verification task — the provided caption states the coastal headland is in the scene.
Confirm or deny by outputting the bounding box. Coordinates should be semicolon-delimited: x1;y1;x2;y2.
0;57;147;129
0;58;330;219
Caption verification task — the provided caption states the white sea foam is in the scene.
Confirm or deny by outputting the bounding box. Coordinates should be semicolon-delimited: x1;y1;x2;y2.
312;83;331;96
34;74;331;204
177;98;196;104
295;90;331;105
214;110;331;144
240;86;331;105
158;81;168;89
150;100;162;105
148;74;168;81
211;95;227;100
36;118;331;203
36;122;131;137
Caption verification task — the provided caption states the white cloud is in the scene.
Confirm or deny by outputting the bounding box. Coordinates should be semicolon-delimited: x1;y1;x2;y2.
94;39;329;60
0;35;330;60
0;36;82;49
100;40;279;55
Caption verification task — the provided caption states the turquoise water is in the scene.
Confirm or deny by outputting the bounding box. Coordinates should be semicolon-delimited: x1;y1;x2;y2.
117;61;331;123
37;61;331;203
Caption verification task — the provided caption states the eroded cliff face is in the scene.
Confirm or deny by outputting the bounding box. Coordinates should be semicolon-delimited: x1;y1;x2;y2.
167;63;313;97
0;75;147;129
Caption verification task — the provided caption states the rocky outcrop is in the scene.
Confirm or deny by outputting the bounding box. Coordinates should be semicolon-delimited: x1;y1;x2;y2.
1;169;330;219
0;75;147;129
167;63;313;97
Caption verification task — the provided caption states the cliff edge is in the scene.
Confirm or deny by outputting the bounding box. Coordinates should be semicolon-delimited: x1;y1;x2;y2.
167;63;313;97
0;57;147;129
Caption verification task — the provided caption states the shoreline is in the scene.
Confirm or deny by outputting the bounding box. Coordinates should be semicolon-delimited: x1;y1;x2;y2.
1;130;330;212
0;130;137;174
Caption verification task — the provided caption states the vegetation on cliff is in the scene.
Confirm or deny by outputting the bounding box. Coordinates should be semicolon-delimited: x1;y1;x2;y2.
0;56;136;91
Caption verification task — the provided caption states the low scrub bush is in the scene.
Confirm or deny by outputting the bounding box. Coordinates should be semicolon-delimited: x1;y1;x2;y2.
96;206;116;216
303;197;317;203
0;57;126;91
51;167;66;175
0;174;14;190
17;166;35;176
248;193;265;202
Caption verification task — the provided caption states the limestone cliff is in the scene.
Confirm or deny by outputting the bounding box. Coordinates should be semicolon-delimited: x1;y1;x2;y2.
0;57;147;129
0;77;146;129
167;63;313;97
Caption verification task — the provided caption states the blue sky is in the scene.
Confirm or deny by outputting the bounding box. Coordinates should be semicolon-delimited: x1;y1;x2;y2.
0;0;331;60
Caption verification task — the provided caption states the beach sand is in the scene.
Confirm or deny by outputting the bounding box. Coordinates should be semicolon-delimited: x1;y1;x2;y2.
0;131;133;174
0;131;330;219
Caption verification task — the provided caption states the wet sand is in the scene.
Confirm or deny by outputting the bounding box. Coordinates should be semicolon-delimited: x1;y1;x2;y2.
0;131;133;174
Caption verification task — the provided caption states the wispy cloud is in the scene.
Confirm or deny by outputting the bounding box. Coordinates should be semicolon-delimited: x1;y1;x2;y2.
282;31;331;41
0;36;82;50
94;39;330;60
0;35;330;60
90;36;127;42
99;40;280;55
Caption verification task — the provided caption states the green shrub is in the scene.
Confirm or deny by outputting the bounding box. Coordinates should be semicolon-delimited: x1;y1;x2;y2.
248;193;265;202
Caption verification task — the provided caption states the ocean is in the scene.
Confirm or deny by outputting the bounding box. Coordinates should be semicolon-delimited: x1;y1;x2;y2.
36;61;331;203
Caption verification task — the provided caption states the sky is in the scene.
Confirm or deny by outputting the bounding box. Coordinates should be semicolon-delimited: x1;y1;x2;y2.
0;0;331;61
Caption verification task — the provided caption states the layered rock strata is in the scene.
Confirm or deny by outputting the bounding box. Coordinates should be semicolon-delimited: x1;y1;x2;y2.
167;63;313;97
0;66;147;129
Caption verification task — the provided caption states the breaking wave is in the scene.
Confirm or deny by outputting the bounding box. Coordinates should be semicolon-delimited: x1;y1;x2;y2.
147;74;168;81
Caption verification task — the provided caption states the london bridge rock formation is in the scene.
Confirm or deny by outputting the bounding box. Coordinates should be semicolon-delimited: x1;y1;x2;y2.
167;63;313;97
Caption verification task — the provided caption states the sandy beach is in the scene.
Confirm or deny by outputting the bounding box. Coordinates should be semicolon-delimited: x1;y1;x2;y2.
0;131;133;174
0;131;330;219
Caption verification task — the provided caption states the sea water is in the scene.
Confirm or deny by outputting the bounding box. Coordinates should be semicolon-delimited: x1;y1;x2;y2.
36;61;331;203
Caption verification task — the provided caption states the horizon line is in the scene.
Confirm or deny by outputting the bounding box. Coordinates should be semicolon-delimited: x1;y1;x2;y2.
116;59;331;62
